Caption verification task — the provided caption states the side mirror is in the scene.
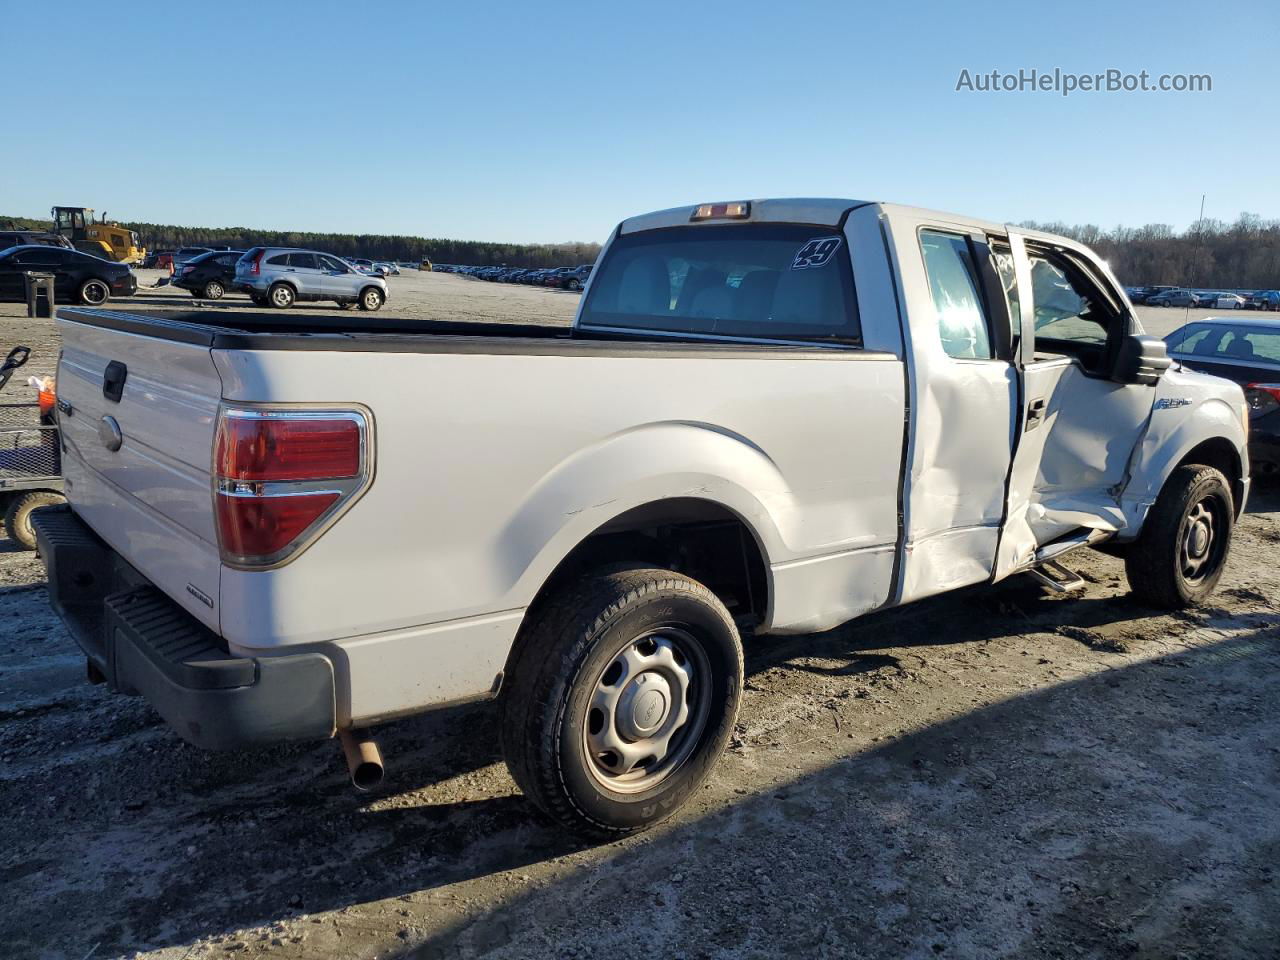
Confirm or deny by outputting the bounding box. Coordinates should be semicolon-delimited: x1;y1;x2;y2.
1112;333;1171;385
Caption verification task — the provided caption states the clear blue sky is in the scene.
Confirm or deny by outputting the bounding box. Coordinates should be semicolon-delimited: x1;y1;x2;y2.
3;0;1274;243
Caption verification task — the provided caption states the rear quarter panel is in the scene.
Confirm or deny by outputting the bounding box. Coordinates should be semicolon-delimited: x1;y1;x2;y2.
212;346;906;650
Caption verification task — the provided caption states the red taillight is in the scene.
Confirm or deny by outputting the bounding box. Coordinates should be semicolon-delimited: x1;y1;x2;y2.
1245;383;1280;418
216;491;340;559
216;416;360;482
213;409;369;566
250;250;265;275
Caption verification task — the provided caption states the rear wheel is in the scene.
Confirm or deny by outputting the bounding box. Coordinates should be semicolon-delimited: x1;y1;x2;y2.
359;287;384;312
1125;464;1233;608
501;568;743;838
78;279;110;306
567;278;582;291
4;491;66;551
268;283;295;309
202;279;224;299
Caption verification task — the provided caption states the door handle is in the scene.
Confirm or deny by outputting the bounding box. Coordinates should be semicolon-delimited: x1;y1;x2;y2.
1025;398;1046;431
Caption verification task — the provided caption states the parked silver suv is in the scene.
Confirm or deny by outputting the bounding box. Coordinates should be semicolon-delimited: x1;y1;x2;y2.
236;247;388;311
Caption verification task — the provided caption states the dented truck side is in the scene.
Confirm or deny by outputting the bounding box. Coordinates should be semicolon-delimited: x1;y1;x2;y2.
36;199;1249;836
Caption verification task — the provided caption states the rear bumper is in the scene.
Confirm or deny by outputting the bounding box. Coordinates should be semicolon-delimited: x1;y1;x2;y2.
32;506;336;750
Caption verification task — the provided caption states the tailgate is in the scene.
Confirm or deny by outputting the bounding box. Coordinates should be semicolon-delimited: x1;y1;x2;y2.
56;315;224;630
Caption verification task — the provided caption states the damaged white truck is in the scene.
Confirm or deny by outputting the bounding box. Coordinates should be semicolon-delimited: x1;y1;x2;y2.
35;199;1249;837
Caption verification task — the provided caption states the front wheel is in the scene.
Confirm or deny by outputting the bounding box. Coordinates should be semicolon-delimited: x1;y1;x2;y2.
566;279;581;291
79;279;110;306
1125;464;1234;608
502;568;743;838
359;287;384;311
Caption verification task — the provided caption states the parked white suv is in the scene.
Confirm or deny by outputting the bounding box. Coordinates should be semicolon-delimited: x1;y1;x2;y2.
235;246;388;310
36;198;1248;838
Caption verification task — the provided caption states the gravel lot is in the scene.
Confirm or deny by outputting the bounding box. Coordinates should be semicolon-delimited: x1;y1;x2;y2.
1;278;1277;959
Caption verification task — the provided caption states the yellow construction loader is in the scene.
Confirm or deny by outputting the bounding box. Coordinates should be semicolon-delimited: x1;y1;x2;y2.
51;207;146;265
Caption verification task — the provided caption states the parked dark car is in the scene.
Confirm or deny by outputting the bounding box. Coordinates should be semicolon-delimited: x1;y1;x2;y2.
0;231;73;251
0;245;136;306
1147;288;1197;307
170;249;246;299
1242;290;1280;311
1165;317;1280;478
556;264;593;291
1128;284;1177;305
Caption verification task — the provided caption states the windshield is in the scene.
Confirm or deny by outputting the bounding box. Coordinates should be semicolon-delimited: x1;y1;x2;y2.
579;223;860;342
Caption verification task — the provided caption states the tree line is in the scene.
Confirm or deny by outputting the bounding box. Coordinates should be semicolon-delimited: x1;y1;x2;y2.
6;211;1279;287
1017;212;1280;290
0;215;600;269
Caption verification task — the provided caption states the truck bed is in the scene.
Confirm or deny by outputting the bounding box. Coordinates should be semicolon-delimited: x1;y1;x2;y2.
58;307;854;359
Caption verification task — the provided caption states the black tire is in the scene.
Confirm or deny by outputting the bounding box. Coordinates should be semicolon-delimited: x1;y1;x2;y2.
501;568;743;839
78;278;110;306
268;283;295;309
1125;464;1234;608
4;491;66;551
358;287;384;312
202;279;224;300
567;279;581;291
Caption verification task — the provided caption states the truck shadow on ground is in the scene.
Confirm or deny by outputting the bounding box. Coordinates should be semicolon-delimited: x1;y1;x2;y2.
401;623;1280;959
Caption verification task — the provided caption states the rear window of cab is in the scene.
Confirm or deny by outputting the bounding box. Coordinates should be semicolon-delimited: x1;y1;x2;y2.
579;223;860;344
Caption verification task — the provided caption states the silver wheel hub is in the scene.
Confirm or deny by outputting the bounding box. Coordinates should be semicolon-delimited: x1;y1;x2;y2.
617;672;673;739
583;630;709;793
1179;499;1222;582
1189;519;1210;557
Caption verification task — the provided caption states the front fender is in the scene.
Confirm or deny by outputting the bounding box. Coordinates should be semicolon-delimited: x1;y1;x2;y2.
1120;367;1248;535
495;421;794;605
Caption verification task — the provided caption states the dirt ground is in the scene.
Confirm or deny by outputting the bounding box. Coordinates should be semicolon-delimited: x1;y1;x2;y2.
1;281;1278;960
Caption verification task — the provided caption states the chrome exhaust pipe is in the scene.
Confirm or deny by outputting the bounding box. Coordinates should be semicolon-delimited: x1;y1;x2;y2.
339;730;385;791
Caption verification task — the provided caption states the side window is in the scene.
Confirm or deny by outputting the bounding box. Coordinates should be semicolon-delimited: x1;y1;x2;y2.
919;230;992;359
289;253;318;269
318;255;346;272
1027;253;1109;347
990;242;1020;329
266;253;289;266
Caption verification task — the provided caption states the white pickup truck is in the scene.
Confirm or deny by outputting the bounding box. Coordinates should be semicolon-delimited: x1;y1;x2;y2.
35;198;1249;837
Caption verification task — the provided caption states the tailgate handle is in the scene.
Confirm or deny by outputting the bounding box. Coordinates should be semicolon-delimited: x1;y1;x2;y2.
103;361;128;403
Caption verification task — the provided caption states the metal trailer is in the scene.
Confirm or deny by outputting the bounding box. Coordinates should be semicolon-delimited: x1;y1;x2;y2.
0;347;66;550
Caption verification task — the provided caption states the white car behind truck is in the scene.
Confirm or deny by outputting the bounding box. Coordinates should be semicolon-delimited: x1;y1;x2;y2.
35;198;1249;837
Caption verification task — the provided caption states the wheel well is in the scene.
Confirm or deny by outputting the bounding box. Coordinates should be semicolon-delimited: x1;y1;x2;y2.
1177;437;1245;514
526;498;769;626
360;285;382;298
